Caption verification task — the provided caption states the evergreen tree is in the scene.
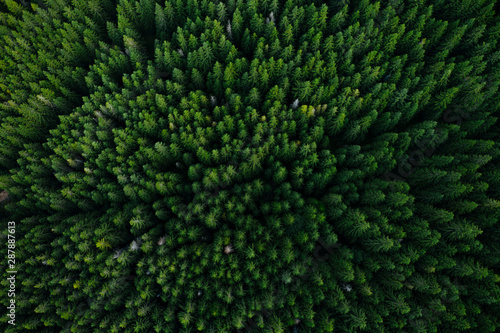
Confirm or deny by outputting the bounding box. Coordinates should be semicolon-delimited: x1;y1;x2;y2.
1;0;499;332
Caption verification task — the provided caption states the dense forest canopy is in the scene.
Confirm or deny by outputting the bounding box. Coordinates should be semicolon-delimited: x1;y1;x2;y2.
0;0;499;332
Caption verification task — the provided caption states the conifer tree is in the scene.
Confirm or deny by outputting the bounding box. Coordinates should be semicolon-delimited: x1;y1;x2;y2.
1;0;500;332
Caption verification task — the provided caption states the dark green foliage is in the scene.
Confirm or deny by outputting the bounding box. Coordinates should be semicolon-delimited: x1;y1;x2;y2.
0;0;499;332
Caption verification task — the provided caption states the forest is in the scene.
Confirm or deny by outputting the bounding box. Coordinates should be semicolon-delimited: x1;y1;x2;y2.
0;0;499;332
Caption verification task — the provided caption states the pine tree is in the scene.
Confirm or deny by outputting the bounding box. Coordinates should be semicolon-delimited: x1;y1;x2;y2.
1;1;499;332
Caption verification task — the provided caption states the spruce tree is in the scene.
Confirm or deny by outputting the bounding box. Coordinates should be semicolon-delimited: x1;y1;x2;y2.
1;0;499;332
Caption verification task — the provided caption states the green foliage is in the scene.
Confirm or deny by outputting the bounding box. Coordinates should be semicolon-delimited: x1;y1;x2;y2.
0;0;499;332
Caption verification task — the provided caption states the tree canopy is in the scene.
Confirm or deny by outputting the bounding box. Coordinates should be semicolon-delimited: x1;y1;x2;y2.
0;0;499;332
